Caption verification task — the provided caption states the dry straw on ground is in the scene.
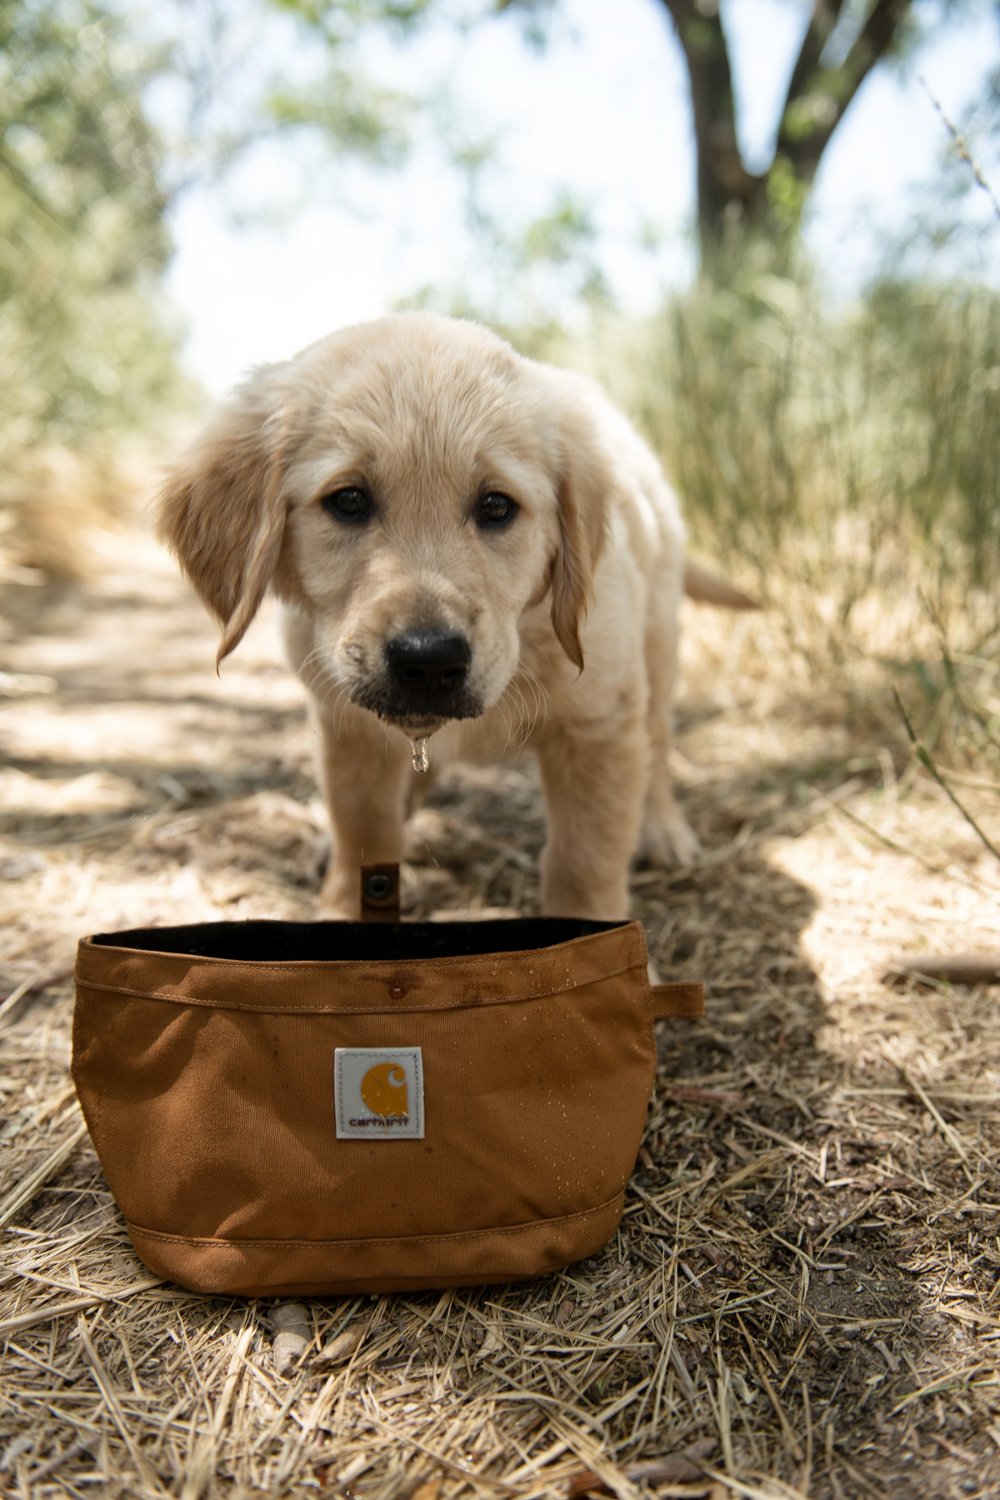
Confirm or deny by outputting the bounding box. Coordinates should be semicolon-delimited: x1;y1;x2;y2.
2;533;999;1498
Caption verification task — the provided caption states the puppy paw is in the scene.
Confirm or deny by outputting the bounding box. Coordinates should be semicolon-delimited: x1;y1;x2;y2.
317;895;359;921
312;831;332;883
637;816;701;869
317;867;360;921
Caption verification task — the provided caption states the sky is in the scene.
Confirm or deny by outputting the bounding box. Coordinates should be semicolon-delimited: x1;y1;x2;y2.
160;0;999;397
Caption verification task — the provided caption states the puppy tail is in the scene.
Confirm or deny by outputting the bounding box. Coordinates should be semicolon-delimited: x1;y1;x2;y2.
683;558;760;611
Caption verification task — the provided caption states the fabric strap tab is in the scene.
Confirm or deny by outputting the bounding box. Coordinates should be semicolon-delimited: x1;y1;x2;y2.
650;981;704;1019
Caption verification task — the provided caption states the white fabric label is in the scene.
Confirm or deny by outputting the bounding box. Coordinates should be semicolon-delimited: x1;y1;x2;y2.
334;1047;424;1140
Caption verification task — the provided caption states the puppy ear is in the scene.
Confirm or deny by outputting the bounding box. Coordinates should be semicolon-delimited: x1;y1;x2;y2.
550;411;610;671
156;369;292;666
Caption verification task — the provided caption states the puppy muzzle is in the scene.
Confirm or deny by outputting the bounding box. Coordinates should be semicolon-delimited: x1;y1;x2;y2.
352;627;485;726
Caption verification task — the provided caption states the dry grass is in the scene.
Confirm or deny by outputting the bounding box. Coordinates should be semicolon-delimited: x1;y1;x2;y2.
2;530;999;1499
0;448;153;588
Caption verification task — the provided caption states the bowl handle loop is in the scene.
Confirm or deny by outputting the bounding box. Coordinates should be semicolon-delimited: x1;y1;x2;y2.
650;981;704;1019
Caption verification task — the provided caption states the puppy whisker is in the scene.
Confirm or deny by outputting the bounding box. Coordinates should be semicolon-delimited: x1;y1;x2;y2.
519;666;549;731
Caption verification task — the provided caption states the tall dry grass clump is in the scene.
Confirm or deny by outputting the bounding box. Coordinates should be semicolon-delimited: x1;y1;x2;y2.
603;266;998;626
566;259;999;777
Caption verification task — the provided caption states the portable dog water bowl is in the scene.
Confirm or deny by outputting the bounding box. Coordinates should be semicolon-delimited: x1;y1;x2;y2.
72;867;703;1297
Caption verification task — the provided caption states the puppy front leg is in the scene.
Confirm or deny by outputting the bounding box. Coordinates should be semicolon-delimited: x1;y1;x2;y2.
312;710;410;919
537;727;646;921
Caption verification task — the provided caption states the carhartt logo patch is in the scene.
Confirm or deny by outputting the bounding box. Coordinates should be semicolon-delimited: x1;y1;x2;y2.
334;1048;424;1140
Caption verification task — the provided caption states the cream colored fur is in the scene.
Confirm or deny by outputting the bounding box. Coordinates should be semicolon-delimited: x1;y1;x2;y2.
157;313;700;921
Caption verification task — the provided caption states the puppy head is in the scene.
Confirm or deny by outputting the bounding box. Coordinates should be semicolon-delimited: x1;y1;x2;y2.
157;314;609;729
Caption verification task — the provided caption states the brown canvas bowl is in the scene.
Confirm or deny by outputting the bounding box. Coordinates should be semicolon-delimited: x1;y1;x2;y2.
73;915;702;1297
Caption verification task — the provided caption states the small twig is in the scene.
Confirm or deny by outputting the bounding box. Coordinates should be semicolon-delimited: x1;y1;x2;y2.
0;1276;166;1337
180;1326;254;1500
897;1065;969;1166
0;969;72;1033
893;687;1000;867
313;1324;365;1369
567;1439;717;1496
920;77;1000;221
0;1122;89;1229
78;1315;168;1497
883;953;1000;988
822;793;1000;898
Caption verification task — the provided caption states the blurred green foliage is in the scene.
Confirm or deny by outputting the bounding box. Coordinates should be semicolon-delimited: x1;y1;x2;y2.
0;0;190;471
0;0;413;576
573;251;999;647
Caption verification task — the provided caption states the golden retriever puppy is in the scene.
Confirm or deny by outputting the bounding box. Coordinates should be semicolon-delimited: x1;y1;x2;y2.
158;312;708;921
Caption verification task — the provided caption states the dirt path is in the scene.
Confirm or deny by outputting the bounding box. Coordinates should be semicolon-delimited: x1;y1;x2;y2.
2;531;999;1498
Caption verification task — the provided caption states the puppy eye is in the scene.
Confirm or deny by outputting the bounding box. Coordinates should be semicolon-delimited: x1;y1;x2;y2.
321;486;371;523
476;492;518;529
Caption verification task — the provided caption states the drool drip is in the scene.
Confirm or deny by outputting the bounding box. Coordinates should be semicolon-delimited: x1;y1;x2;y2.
410;737;430;774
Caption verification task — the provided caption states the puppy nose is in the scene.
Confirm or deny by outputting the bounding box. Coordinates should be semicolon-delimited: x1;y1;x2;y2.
385;630;471;693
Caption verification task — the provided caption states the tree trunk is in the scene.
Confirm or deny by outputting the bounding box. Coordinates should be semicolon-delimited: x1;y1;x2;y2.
659;0;913;268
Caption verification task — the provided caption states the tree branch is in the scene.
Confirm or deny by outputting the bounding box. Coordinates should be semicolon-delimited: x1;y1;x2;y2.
782;0;849;113
659;0;761;244
776;0;912;184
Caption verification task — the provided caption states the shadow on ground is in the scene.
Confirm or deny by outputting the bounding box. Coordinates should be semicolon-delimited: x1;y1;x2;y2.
2;560;998;1498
